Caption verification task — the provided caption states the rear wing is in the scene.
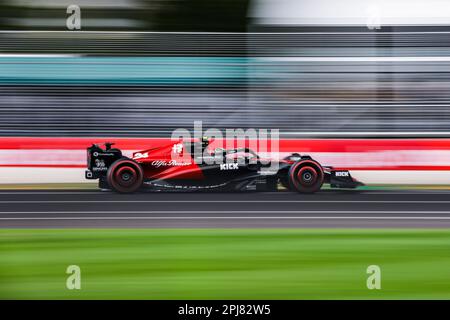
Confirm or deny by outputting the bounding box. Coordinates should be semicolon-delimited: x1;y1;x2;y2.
85;142;122;180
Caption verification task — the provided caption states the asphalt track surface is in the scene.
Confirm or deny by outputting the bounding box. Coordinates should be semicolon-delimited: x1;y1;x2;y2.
1;189;450;228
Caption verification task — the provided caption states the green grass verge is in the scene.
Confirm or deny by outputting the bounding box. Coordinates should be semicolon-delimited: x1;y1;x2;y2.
1;229;450;299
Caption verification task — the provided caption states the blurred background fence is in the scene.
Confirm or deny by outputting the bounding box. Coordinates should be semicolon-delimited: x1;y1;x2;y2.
1;30;450;136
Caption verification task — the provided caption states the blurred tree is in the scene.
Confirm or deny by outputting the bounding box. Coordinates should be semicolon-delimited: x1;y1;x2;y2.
152;0;250;32
0;0;250;31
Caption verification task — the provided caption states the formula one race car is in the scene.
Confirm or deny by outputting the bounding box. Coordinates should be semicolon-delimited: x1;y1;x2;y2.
85;138;363;193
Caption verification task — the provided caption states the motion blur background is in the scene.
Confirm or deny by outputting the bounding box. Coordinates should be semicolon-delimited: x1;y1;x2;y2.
2;0;450;136
3;2;450;301
4;0;450;302
2;0;450;184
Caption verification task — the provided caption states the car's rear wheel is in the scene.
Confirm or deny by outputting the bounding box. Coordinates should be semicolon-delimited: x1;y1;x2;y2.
288;159;324;193
107;158;144;193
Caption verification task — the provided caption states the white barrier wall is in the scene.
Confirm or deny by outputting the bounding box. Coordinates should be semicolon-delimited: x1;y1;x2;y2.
1;138;449;185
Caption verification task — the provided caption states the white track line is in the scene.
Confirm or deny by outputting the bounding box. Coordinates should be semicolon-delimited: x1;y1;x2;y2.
1;216;450;221
1;200;450;204
1;210;450;215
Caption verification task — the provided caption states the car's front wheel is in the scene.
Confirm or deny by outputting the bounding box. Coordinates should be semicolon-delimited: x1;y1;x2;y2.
107;158;144;193
288;159;324;193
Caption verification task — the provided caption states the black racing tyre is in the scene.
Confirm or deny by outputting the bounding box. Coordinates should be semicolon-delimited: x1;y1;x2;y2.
98;176;110;190
107;158;144;193
288;159;324;193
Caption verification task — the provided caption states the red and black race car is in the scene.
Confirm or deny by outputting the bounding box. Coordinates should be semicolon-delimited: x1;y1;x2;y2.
85;138;363;193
